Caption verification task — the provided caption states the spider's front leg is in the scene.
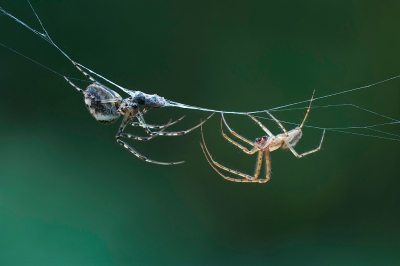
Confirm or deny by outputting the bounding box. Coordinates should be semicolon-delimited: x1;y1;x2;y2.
283;129;326;158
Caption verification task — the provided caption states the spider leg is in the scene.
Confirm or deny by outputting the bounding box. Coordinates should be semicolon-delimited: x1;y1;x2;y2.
265;110;288;136
253;151;264;180
64;76;84;94
135;109;154;135
200;124;264;182
97;98;120;103
119;119;173;141
220;117;258;155
200;144;265;183
221;112;254;146
131;116;185;131
284;129;325;158
115;115;184;165
141;107;149;116
71;60;97;83
148;113;215;137
246;113;274;137
300;90;315;129
259;149;272;183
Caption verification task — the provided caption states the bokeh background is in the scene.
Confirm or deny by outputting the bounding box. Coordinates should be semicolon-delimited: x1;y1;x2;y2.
1;0;399;265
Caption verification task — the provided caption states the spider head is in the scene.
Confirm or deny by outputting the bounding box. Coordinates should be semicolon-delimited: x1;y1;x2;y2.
255;136;270;149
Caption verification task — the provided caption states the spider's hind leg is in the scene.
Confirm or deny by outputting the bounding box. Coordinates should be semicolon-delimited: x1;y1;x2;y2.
71;60;97;83
64;76;84;94
284;129;325;158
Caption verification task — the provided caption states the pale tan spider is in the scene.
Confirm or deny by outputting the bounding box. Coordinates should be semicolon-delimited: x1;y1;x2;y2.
200;91;325;183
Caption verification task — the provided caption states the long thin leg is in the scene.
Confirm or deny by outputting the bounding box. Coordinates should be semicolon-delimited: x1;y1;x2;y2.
221;112;254;146
97;98;121;104
284;129;325;158
115;115;184;165
247;113;274;137
262;149;271;183
200;144;265;183
300;90;315;129
65;74;122;105
70;60;124;102
147;113;215;137
135;109;154;135
253;151;264;180
265;110;288;136
64;76;84;94
119;119;173;141
71;60;97;83
200;124;264;182
220;118;258;155
131;116;185;129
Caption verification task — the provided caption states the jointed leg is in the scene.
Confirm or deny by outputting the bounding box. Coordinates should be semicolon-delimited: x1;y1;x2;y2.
131;116;186;130
220;118;258;155
253;151;264;180
116;138;184;165
246;113;274;137
146;113;215;137
135;109;154;135
115;115;184;165
222;113;254;146
64;76;84;94
119;119;173;141
200;144;265;183
265;110;288;136
200;124;264;182
300;90;315;129
284;129;325;158
262;150;271;183
71;60;97;83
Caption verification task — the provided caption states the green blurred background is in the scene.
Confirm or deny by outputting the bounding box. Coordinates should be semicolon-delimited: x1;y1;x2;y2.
0;0;399;265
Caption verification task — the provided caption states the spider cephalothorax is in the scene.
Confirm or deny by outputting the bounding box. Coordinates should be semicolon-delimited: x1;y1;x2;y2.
133;91;166;108
255;136;271;149
200;91;325;183
117;100;138;116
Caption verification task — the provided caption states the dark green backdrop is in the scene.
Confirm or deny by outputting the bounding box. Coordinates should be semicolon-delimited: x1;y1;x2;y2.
1;0;399;265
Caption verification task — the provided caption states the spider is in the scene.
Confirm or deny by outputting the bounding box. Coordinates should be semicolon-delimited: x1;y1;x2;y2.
200;91;325;183
65;61;214;165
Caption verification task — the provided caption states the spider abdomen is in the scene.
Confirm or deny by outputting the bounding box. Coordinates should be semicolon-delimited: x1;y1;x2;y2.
84;83;121;124
282;128;303;149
